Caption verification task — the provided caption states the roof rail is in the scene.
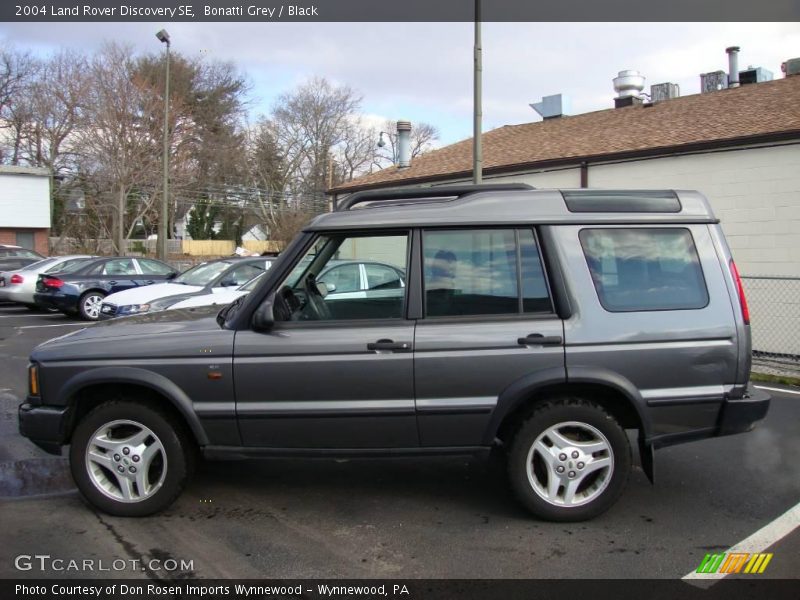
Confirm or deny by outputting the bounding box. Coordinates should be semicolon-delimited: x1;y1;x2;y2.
335;183;534;212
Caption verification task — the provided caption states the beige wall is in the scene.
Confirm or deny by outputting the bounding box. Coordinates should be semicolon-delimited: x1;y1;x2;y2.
586;143;800;277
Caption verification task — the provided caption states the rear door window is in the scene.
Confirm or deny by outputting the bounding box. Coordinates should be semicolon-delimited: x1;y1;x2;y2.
422;229;553;317
580;228;709;312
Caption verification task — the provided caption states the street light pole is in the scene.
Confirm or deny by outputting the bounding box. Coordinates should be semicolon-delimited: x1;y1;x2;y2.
156;29;171;261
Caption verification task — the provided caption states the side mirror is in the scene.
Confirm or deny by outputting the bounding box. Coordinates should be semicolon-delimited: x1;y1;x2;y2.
220;278;237;287
167;272;178;280
252;294;275;332
319;281;335;294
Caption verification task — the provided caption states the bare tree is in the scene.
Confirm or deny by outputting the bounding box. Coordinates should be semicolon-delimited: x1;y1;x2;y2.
272;76;362;197
76;43;162;253
0;46;40;165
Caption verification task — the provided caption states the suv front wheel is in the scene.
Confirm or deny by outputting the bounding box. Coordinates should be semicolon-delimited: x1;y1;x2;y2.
69;400;195;517
507;397;631;521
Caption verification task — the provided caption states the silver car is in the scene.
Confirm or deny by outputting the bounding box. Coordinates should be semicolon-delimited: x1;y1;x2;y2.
0;255;94;308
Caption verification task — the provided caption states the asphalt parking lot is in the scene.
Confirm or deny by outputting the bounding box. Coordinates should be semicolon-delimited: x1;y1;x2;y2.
0;302;798;581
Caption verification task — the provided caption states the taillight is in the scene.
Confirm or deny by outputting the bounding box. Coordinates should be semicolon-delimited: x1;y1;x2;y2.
43;277;64;289
10;274;23;284
729;259;750;325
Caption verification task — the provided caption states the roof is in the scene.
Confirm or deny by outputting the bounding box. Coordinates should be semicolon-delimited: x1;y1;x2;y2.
332;76;800;193
308;188;717;231
0;165;51;178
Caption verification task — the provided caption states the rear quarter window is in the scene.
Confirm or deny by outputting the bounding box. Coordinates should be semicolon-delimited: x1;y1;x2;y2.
579;228;709;312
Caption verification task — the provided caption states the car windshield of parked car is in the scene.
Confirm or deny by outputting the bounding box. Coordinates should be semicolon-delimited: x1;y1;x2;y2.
21;257;58;271
47;258;94;274
173;261;232;286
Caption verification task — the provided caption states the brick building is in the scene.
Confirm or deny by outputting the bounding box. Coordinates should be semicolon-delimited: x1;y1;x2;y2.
0;166;51;255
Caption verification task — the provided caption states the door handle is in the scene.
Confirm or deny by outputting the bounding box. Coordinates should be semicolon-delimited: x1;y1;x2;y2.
108;281;117;286
367;339;413;352
144;280;155;285
518;334;563;346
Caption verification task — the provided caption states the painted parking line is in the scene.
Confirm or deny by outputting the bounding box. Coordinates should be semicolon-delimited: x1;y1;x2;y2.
755;385;800;396
15;323;89;329
683;500;800;585
0;314;65;319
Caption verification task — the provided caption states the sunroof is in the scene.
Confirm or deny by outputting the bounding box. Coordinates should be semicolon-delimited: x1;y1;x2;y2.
562;190;681;213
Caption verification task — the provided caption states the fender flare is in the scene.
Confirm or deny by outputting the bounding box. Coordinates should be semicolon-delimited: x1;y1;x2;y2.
482;366;654;483
58;366;209;446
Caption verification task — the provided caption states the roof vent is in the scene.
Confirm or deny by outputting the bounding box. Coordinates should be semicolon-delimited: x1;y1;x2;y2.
782;58;800;77
700;71;728;93
613;70;645;98
739;66;773;85
650;83;680;102
530;94;571;119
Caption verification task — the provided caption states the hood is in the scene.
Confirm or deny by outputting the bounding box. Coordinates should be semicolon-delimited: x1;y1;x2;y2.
169;289;247;310
31;306;226;361
103;282;205;306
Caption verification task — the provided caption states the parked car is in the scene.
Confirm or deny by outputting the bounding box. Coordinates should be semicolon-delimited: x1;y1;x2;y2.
0;245;45;272
19;185;769;520
166;272;265;311
167;260;404;312
0;255;95;309
33;257;178;320
98;256;275;318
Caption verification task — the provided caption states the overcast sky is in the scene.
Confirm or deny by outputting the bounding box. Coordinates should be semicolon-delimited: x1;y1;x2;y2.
1;22;797;144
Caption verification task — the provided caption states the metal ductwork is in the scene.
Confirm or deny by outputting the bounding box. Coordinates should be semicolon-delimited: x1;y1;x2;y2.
727;46;741;88
396;121;412;169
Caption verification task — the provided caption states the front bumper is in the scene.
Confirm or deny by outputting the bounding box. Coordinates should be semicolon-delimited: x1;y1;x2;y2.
18;401;71;455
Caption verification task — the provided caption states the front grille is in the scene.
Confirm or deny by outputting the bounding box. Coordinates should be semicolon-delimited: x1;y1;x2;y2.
100;303;118;316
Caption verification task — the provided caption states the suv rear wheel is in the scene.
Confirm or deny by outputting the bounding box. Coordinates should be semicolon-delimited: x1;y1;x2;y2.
507;397;631;521
69;400;195;517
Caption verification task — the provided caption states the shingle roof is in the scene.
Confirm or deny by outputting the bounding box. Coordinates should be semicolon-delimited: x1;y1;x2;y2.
332;76;800;193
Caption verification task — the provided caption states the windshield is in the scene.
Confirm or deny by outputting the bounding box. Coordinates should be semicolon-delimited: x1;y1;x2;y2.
21;258;58;271
174;261;232;286
47;258;94;274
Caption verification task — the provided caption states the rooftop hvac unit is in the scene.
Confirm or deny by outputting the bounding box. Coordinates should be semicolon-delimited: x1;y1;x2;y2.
739;66;774;85
650;83;680;102
782;58;800;76
701;71;728;93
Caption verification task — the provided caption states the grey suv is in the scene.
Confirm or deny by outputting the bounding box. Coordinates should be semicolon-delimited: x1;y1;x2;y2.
18;184;770;521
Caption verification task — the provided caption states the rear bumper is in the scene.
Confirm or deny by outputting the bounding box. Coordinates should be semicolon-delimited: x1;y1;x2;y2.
33;292;75;312
649;385;770;449
716;385;770;435
18;401;70;455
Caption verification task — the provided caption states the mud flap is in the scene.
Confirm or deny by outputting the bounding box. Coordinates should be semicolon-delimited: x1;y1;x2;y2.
638;436;655;484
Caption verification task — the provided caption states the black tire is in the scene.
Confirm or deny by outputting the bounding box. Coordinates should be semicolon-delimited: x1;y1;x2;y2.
507;397;631;522
69;400;195;517
77;291;105;321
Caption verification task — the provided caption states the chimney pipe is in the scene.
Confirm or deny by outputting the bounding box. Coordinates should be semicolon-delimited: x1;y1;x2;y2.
726;46;740;88
396;120;412;169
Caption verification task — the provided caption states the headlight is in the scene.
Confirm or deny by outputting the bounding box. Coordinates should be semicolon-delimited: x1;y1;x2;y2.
117;304;151;315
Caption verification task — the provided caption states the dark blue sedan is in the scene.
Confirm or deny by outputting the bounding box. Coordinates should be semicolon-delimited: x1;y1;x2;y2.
33;257;178;320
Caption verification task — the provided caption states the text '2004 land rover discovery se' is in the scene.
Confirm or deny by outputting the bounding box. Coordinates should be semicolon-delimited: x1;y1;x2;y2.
19;185;770;521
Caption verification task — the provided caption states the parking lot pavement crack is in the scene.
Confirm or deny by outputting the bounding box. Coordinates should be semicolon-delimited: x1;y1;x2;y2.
93;511;167;581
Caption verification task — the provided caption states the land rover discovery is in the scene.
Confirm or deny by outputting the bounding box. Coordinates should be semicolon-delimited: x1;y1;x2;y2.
18;184;770;521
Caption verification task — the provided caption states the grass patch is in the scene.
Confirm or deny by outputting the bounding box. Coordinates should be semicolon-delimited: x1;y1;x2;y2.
750;371;800;388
